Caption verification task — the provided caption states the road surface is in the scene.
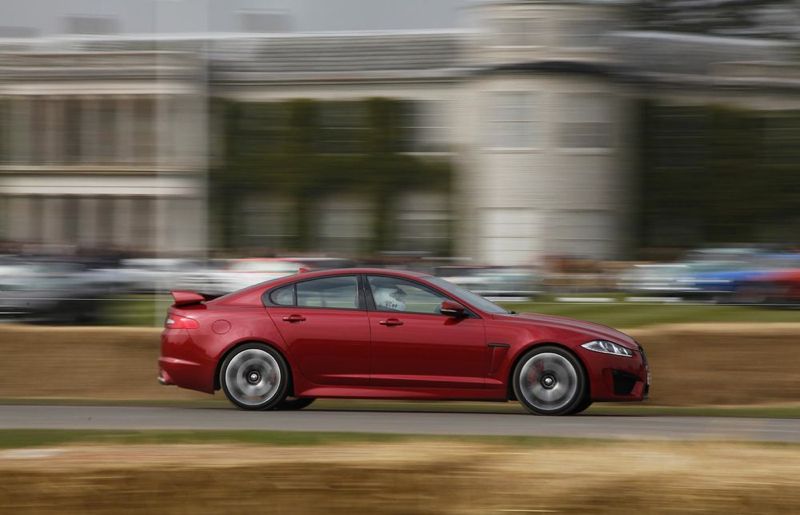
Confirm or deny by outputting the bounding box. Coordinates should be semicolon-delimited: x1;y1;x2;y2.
1;405;799;442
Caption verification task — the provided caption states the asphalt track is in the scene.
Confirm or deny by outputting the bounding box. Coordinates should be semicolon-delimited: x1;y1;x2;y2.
1;405;799;442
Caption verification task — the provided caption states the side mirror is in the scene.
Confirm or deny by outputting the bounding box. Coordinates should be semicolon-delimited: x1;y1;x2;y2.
440;300;467;318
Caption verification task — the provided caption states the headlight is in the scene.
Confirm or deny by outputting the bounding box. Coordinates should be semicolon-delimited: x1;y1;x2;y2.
581;340;633;357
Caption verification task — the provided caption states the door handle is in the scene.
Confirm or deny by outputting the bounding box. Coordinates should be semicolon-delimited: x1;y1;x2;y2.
379;318;403;327
282;314;306;323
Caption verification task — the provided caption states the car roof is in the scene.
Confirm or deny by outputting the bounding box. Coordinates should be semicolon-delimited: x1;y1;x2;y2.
292;267;431;280
210;267;435;306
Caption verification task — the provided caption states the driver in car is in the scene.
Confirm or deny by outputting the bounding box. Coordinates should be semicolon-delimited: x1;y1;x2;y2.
373;286;407;311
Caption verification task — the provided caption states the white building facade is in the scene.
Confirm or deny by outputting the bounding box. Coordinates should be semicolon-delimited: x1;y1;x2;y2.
0;0;798;263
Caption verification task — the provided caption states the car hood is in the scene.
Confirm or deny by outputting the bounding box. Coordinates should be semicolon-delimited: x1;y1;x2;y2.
492;312;638;350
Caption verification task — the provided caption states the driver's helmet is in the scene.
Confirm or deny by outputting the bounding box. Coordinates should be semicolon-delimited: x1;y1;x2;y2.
373;286;406;311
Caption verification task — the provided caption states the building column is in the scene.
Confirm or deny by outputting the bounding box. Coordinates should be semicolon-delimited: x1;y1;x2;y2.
153;196;172;254
113;197;134;251
80;96;97;165
45;97;64;165
78;197;98;248
11;97;31;164
116;96;134;165
41;197;64;245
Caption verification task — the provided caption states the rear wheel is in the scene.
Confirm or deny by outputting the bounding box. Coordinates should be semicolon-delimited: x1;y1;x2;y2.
272;397;315;411
513;346;587;416
220;343;289;410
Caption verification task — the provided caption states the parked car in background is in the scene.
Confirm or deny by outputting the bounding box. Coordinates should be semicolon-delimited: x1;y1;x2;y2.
210;257;357;295
112;258;208;294
617;263;692;296
746;269;800;305
0;257;125;323
729;255;800;305
619;249;800;304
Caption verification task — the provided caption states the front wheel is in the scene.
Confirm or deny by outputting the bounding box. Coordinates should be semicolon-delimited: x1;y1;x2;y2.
513;346;587;416
220;343;289;410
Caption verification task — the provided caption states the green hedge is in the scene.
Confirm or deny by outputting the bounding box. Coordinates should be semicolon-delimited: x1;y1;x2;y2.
637;100;800;253
211;97;452;254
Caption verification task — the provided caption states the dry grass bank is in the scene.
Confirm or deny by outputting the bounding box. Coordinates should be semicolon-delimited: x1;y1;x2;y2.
1;440;799;514
628;323;800;405
0;323;798;405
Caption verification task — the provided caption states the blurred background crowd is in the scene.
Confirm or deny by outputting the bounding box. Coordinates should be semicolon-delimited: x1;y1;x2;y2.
1;0;799;324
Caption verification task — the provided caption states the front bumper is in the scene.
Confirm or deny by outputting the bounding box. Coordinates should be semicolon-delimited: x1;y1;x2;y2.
583;345;650;402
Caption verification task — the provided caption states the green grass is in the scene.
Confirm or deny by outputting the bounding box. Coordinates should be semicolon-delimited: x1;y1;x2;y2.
98;295;172;326
2;426;800;450
0;429;603;450
502;300;800;328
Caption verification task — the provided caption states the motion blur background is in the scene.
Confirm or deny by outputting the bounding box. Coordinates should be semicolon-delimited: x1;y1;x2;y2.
2;3;800;513
1;0;800;323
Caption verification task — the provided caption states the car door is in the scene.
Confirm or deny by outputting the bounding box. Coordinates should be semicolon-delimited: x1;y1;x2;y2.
266;275;370;386
366;274;488;389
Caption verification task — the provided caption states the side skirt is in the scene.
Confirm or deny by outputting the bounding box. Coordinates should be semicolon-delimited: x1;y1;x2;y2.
297;385;508;401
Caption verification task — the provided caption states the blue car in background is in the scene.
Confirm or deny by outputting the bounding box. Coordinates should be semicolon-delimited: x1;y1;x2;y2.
685;253;800;303
620;248;800;304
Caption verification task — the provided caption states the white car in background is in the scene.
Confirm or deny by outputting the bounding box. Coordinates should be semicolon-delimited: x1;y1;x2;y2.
210;257;357;295
434;265;541;301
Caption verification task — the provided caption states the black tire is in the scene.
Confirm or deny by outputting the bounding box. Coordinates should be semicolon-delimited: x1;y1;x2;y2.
512;345;588;416
272;397;315;411
219;343;289;411
570;397;593;415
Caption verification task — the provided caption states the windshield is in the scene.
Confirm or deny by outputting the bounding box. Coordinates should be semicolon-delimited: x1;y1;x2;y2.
427;276;509;314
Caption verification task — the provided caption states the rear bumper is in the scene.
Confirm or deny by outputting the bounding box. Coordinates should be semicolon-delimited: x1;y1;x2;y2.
159;329;216;394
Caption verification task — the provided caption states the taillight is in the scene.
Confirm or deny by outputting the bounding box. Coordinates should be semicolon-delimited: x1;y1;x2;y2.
165;314;199;329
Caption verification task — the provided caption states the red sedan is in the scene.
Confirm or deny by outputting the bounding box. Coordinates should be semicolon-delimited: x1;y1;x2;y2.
160;268;649;415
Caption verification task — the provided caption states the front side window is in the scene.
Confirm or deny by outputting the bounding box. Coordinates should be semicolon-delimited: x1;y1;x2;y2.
296;275;360;309
427;276;508;315
368;276;447;315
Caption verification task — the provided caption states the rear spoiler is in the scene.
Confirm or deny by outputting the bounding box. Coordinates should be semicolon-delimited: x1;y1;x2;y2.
170;290;219;307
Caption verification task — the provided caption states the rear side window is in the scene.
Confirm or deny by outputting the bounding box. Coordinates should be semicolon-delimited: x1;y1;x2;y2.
296;276;360;309
269;284;295;306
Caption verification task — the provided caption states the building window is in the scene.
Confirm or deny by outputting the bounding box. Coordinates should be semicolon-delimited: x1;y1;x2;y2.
491;17;543;47
318;102;366;154
394;192;450;253
317;195;373;253
481;208;540;265
487;92;538;149
401;101;449;153
559;94;612;149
